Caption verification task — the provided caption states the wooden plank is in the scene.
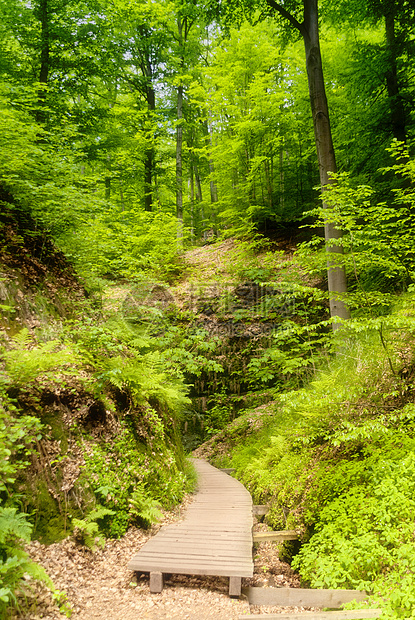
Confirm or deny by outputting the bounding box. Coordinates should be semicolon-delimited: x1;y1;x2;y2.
220;468;235;474
253;505;269;516
130;552;253;565
134;549;252;560
243;587;368;607
238;611;383;620
128;458;254;589
141;537;252;555
253;530;299;542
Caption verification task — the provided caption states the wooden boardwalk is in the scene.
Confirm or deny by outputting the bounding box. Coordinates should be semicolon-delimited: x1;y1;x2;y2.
128;458;254;596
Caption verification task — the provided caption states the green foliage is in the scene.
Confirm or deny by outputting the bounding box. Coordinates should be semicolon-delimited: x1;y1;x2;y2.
195;20;315;231
226;313;415;616
0;85;100;238
292;452;415;618
80;422;187;537
2;3;415;617
0;389;42;491
0;300;190;611
0;506;54;615
0;382;58;615
128;485;163;528
64;317;190;411
300;143;415;311
155;325;224;380
93;352;189;411
72;506;115;551
3;328;77;387
203;400;232;437
61;208;187;282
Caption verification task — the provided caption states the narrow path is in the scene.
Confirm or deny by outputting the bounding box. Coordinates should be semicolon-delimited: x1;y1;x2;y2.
128;458;254;596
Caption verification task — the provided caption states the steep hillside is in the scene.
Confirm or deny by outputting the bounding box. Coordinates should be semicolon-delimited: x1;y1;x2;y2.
0;205;191;615
195;297;415;619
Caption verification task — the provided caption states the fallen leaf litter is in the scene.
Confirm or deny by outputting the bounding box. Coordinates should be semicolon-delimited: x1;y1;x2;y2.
17;499;319;619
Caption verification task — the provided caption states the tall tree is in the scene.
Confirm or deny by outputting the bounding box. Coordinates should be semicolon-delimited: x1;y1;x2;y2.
222;0;350;325
169;0;207;237
325;0;415;156
108;0;171;212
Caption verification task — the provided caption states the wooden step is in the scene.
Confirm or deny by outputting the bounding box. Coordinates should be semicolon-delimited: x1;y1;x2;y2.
253;530;299;543
239;610;383;620
243;587;368;607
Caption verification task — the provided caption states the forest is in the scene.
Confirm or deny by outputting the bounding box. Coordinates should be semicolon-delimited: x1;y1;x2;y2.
1;0;415;617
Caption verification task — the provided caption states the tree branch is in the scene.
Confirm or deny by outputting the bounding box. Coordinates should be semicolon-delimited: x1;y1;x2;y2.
265;0;308;40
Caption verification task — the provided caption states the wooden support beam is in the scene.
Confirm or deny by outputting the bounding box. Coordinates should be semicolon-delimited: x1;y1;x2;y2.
253;530;298;543
149;571;163;593
243;587;368;608
238;611;383;620
229;576;242;597
253;505;269;516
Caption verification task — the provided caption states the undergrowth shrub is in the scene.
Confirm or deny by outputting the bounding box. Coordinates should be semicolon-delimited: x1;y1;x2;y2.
0;507;54;615
3;328;78;387
293;450;415;618
72;506;115;550
61;208;186;282
80;421;187;537
0;386;68;615
0;307;191;611
227;316;415;617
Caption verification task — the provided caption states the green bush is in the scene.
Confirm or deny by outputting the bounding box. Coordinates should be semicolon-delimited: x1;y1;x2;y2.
72;506;115;550
80;422;187;537
0;386;60;615
227;318;415;617
293;451;415;618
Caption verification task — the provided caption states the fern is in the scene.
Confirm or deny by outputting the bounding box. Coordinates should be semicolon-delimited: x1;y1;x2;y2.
93;352;190;410
0;507;32;544
10;328;32;348
4;329;77;386
72;505;115;550
72;519;101;550
128;485;163;528
0;507;54;616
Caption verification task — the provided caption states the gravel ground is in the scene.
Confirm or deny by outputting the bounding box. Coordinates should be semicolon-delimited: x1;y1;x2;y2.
15;505;318;620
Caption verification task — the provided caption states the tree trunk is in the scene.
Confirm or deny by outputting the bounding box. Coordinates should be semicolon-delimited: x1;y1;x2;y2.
384;1;406;143
303;0;350;326
189;160;195;241
144;57;155;212
204;119;218;204
175;14;186;242
176;82;184;229
266;0;350;327
176;79;184;236
279;141;284;214
209;155;218;204
265;156;273;212
36;0;49;125
194;162;203;202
